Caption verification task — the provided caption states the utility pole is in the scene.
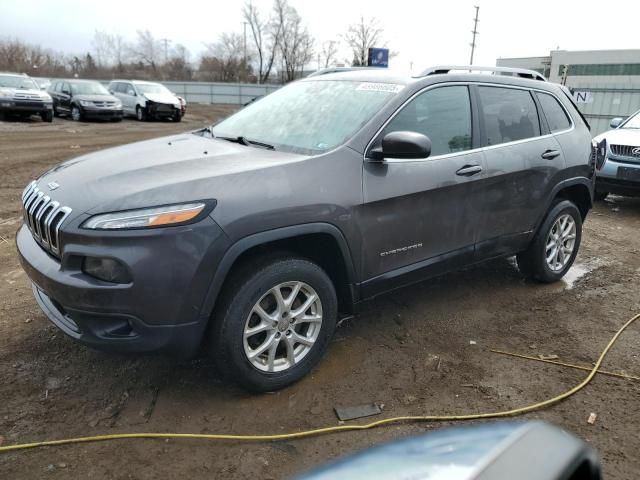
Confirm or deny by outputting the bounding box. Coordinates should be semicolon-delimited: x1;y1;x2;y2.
160;38;171;64
242;21;248;81
469;6;480;65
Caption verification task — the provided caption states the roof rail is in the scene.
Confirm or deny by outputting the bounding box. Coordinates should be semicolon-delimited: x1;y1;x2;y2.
307;67;378;77
417;65;547;82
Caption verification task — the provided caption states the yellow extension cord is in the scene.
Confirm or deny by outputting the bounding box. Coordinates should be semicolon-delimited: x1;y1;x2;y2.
1;312;638;454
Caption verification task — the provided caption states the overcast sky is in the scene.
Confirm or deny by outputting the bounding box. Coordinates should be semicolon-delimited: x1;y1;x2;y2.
2;0;639;74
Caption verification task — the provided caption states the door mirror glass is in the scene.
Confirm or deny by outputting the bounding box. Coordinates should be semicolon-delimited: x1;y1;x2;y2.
610;117;623;129
370;131;432;161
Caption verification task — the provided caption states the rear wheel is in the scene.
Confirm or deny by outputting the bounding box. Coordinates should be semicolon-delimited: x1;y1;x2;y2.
210;255;337;392
517;200;582;283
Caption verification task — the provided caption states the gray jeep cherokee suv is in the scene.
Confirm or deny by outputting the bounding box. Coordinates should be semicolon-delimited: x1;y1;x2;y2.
17;66;594;391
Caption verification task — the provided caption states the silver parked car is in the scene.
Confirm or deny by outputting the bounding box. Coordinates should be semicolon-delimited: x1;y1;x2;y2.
593;109;640;199
107;80;183;122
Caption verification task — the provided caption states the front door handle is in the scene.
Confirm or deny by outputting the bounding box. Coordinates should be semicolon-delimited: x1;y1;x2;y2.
456;164;483;176
541;149;561;160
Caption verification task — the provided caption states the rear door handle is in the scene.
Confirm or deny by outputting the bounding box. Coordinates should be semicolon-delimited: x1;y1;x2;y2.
456;164;483;176
541;149;561;160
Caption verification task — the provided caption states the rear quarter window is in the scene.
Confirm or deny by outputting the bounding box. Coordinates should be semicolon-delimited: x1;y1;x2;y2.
536;92;572;133
478;86;540;146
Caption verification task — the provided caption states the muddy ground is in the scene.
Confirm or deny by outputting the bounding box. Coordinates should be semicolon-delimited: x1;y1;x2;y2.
1;105;639;479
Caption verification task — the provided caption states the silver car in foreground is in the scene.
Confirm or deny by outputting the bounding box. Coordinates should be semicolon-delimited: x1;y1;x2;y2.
593;109;640;199
107;80;183;122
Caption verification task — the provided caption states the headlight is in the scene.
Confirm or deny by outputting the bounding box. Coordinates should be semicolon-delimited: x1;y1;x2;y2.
41;93;52;102
79;100;93;107
0;90;11;98
82;202;207;230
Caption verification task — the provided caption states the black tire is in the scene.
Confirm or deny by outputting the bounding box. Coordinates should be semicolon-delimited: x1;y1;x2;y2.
41;110;53;123
52;105;59;117
517;200;582;283
111;117;123;122
172;110;182;122
136;105;146;121
210;255;338;392
71;105;83;122
594;190;608;201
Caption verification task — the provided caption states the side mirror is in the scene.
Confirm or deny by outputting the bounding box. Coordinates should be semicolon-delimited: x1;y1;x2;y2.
369;131;432;161
610;117;623;129
62;90;70;96
127;90;136;96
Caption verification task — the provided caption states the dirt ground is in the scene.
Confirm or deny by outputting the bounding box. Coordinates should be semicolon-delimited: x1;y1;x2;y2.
1;105;639;479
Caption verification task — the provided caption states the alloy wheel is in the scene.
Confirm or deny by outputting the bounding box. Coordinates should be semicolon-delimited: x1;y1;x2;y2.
71;107;81;121
545;214;576;272
243;281;323;373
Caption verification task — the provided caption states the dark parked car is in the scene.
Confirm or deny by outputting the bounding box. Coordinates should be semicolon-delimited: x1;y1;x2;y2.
0;72;53;122
49;79;123;121
17;66;594;392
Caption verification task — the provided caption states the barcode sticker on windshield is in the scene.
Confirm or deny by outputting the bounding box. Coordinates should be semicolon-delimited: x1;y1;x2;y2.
356;83;404;94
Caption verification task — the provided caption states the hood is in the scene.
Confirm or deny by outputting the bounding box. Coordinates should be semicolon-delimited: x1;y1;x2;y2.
74;94;120;103
143;92;180;106
35;133;305;219
594;127;640;146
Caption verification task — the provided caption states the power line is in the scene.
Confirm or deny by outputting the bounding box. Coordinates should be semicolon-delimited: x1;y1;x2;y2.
469;6;480;65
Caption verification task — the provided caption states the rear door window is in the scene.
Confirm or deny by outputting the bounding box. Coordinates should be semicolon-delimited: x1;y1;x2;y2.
478;86;540;146
384;85;473;156
536;92;572;133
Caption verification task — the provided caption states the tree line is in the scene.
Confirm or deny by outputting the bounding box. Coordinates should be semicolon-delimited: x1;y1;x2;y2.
0;0;390;84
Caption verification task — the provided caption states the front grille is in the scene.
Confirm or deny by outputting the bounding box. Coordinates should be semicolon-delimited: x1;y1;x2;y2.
13;92;42;101
92;101;118;108
14;101;44;108
21;181;72;257
611;144;640;158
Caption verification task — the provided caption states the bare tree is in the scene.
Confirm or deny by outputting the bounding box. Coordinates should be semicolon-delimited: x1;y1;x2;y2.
320;40;338;68
344;16;385;66
275;0;314;81
202;32;250;82
93;31;129;68
243;1;281;83
131;30;161;69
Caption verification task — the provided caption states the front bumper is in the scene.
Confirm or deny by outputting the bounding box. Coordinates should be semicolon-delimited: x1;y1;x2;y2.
16;217;230;356
596;154;640;196
0;99;52;114
81;107;123;120
146;102;180;118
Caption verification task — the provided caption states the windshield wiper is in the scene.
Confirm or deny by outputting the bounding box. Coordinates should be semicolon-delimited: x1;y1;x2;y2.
217;136;275;150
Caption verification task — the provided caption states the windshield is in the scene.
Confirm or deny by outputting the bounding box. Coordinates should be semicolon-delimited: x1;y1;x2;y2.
136;83;171;95
0;75;39;90
70;82;109;95
621;111;640;129
210;80;402;154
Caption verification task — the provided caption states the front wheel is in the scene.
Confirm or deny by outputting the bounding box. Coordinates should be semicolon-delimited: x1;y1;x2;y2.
594;190;608;201
517;200;582;283
71;105;82;121
210;256;337;392
41;110;53;123
136;105;147;121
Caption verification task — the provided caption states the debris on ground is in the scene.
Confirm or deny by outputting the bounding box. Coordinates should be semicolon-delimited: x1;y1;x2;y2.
588;412;598;425
538;354;559;360
469;340;477;345
334;403;383;421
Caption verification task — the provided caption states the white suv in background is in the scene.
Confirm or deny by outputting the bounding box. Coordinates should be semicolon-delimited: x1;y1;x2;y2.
107;80;183;122
594;109;640;200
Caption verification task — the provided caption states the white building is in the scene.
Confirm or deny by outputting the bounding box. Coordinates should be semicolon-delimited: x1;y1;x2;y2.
497;49;640;135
